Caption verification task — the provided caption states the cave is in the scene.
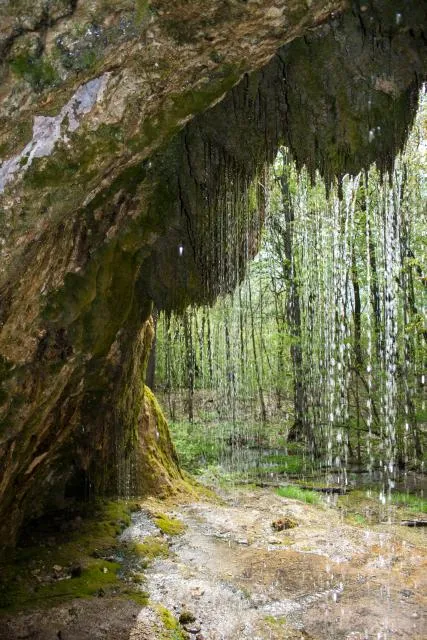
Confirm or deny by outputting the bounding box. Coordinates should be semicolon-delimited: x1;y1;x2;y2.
0;0;426;637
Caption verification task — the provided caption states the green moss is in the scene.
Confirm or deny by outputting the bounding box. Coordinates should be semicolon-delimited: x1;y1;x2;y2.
122;589;149;606
136;0;151;23
158;605;179;629
155;605;187;640
129;536;169;560
170;65;242;120
10;54;59;92
264;614;287;627
346;513;367;526
153;514;186;536
0;500;143;613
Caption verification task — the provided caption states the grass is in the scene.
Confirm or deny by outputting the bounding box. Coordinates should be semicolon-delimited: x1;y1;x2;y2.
276;485;321;504
168;416;315;488
389;492;427;514
337;488;427;526
259;453;311;475
346;513;368;526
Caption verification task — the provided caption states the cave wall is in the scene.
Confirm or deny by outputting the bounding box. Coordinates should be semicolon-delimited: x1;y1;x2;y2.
0;0;426;551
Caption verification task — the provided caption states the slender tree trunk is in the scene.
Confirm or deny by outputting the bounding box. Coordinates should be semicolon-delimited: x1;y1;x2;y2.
272;281;285;410
277;161;310;445
351;251;362;369
183;310;194;423
367;219;382;358
248;278;267;422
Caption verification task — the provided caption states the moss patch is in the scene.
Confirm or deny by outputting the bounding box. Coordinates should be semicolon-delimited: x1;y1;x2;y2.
0;500;147;613
129;536;169;561
10;54;59;92
155;605;187;640
153;514;186;536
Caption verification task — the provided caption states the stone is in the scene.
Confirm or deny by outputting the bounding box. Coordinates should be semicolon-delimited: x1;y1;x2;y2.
184;626;202;635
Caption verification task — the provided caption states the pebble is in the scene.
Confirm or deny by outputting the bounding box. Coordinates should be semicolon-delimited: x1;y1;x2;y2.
185;626;201;634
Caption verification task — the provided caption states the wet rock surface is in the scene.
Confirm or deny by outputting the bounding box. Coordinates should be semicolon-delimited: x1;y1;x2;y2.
140;488;426;639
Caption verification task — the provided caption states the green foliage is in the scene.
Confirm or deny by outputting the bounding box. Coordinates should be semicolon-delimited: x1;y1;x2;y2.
168;419;224;471
276;485;321;504
389;492;427;514
155;96;427;475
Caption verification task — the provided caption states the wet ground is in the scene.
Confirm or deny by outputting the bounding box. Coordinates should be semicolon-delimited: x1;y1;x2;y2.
130;487;427;639
1;486;426;639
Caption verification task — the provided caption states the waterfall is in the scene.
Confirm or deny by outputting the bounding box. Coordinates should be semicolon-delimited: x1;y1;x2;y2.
154;95;426;486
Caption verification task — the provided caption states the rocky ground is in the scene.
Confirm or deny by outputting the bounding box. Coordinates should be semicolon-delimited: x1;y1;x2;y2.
1;486;426;639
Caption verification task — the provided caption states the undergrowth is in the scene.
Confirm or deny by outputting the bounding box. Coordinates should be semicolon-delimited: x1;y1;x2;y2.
276;485;321;504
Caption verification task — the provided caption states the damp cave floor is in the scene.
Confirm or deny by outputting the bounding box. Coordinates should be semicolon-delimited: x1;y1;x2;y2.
1;485;426;640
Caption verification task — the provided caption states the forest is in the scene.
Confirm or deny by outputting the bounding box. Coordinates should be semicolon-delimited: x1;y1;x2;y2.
154;95;427;497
